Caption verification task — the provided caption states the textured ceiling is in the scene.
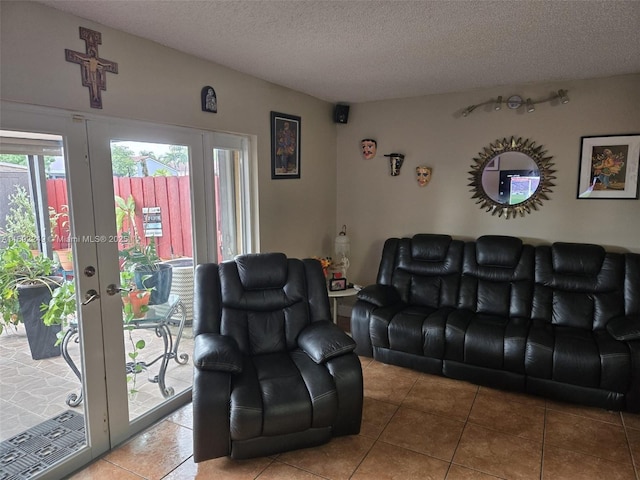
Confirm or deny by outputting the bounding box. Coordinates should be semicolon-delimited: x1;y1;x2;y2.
35;0;640;103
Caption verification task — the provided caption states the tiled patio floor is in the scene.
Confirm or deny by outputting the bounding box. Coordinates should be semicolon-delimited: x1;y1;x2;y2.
0;322;194;440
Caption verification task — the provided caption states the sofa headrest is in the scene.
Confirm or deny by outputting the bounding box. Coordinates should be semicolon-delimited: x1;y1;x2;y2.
411;234;453;261
235;253;288;289
551;242;605;275
476;235;523;268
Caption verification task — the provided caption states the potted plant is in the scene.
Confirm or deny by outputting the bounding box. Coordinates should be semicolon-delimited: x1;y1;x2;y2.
49;205;73;271
119;270;152;319
41;280;76;346
0;240;63;359
116;195;172;305
1;185;39;255
118;269;149;397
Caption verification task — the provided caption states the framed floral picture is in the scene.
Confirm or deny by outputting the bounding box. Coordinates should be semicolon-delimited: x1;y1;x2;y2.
271;111;301;179
577;134;640;199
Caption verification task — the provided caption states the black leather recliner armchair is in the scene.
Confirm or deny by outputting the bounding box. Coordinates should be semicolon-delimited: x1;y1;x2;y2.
192;253;363;462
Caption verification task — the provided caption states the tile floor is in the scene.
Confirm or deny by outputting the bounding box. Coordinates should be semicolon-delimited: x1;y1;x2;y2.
69;316;640;480
0;322;194;440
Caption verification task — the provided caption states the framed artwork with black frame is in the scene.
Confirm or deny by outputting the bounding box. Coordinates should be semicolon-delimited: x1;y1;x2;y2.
577;134;640;199
271;111;301;179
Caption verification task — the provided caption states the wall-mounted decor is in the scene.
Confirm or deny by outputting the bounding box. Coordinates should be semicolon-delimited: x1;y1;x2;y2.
65;27;118;109
468;137;555;219
201;86;217;113
384;153;405;176
271;112;301;179
577;134;640;199
361;138;377;159
416;166;432;187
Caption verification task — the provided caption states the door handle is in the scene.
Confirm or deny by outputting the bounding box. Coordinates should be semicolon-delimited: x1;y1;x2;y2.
106;284;132;296
82;289;100;305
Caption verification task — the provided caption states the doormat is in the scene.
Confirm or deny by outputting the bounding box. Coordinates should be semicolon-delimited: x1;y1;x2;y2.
0;410;85;479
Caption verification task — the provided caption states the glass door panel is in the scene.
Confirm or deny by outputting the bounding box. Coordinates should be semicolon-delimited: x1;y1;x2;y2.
0;103;248;478
0;107;108;480
85;120;203;444
109;139;194;420
208;132;254;262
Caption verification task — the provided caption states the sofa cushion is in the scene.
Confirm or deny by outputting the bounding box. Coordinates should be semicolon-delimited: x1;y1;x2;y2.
230;351;338;440
476;235;524;268
550;243;605;275
525;323;630;392
446;310;529;373
459;238;535;319
393;236;464;308
534;245;625;330
411;234;456;261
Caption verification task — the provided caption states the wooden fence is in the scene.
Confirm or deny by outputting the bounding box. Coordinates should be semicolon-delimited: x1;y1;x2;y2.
47;177;193;260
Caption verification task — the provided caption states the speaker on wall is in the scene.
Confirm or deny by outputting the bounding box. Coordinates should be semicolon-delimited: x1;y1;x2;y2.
334;104;350;124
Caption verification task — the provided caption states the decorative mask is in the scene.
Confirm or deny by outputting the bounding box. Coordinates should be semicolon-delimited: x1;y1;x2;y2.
384;153;405;176
416;166;432;187
361;138;377;160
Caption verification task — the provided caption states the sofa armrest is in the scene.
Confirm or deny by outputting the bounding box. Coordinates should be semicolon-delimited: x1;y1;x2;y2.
607;316;640;342
194;333;243;373
357;284;401;307
298;320;356;364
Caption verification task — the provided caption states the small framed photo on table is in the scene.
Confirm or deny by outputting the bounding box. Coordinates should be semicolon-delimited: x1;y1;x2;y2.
329;278;347;291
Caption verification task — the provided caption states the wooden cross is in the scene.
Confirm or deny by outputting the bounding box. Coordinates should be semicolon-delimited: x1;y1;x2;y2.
65;27;118;109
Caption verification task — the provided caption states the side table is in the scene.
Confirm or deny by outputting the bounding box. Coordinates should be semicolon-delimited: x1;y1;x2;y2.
61;294;189;407
327;287;359;324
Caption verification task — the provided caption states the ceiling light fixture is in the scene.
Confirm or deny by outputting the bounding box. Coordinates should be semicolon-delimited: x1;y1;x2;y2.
460;89;569;117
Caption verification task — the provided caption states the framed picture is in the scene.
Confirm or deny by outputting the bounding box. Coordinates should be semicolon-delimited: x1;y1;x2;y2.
484;156;500;171
577;134;640;199
329;277;347;291
271;111;301;179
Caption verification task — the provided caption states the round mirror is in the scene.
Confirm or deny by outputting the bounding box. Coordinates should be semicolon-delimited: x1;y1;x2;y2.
469;137;555;218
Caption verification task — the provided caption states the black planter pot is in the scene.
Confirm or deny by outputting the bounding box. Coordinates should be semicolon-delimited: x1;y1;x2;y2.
134;263;173;305
17;277;63;360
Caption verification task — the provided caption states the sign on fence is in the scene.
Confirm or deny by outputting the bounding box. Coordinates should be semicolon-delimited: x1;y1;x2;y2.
142;207;162;237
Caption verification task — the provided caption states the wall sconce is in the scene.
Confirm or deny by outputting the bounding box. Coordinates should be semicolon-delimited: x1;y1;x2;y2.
461;89;569;117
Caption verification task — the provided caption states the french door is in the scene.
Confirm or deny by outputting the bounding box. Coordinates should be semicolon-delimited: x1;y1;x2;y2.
0;103;214;479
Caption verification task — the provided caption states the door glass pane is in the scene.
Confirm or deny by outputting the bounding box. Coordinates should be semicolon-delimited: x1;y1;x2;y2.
214;145;251;261
0;130;87;478
109;140;194;420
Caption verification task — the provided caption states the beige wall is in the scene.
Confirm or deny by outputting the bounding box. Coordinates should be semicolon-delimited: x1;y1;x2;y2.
3;3;639;287
0;1;337;259
337;75;640;284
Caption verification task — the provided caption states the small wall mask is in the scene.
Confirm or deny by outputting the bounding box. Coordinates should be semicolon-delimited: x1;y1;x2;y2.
361;138;377;160
416;166;432;187
384;153;405;176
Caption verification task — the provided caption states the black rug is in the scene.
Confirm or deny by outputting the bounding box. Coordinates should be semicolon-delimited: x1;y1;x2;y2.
0;411;85;479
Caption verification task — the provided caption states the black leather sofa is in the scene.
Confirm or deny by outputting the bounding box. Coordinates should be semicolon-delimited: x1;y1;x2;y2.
193;253;363;462
352;234;640;412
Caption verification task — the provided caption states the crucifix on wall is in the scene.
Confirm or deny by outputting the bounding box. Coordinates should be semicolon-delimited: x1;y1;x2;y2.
65;27;118;109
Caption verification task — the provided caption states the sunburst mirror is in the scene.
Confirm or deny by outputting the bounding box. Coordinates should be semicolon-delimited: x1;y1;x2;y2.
468;137;556;219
